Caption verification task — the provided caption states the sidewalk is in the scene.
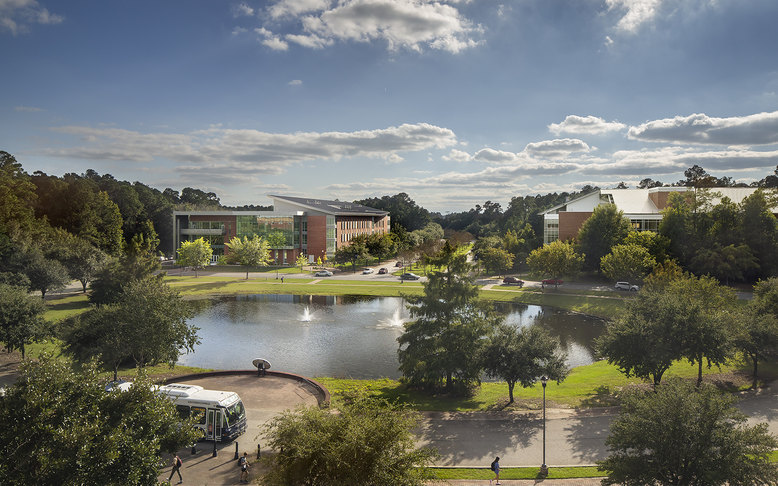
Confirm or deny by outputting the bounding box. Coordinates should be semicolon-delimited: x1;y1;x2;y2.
428;480;604;485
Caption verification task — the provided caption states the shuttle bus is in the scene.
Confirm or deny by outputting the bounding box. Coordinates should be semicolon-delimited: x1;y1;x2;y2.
114;382;247;442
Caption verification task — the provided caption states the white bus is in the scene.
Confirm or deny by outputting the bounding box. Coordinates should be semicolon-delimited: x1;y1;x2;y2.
114;382;247;442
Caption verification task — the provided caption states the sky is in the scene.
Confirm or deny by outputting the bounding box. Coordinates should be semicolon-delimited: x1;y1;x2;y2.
2;0;778;212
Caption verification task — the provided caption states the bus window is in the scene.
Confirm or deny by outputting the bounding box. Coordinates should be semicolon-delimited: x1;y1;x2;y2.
192;407;206;425
224;401;246;427
176;405;190;420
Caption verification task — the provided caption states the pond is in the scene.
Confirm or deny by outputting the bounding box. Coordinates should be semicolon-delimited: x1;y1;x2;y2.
177;295;605;379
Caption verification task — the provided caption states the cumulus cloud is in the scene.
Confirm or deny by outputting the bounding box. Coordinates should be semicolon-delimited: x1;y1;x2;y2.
628;110;778;146
288;79;302;86
0;0;62;35
233;3;255;17
44;123;458;174
548;115;626;135
254;27;289;50
442;149;472;162
606;0;663;33
261;0;481;53
524;138;591;158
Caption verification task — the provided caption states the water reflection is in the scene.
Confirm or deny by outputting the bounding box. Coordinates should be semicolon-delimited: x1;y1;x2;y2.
179;295;604;379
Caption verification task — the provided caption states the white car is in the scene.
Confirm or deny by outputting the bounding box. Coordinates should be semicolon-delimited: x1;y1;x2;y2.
615;281;639;291
314;270;333;277
362;268;374;274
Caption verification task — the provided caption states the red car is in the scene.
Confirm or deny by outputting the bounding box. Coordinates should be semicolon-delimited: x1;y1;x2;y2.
542;278;563;286
502;276;524;287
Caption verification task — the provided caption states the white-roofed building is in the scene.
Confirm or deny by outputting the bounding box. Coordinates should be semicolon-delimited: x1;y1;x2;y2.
540;187;775;244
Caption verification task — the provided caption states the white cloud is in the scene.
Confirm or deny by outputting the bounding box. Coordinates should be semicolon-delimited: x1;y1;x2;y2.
628;110;778;146
14;105;43;112
442;149;472;162
231;26;248;35
263;36;289;50
606;0;663;33
44;122;458;173
524;138;591;158
0;0;62;35
288;79;302;86
264;0;481;53
548;115;626;135
268;0;331;19
234;3;255;17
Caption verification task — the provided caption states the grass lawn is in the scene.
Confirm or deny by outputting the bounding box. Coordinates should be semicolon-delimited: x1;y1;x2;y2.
317;358;771;412
427;466;604;480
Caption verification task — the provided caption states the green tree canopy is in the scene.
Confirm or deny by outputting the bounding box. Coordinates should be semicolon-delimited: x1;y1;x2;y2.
176;237;213;277
398;242;499;392
333;234;370;272
600;243;656;282
526;240;583;281
478;247;514;276
576;204;632;271
0;283;46;358
481;324;567;404
0;357;202;485
0;151;38;239
736;278;778;388
598;378;778;486
224;234;271;279
262;394;437;486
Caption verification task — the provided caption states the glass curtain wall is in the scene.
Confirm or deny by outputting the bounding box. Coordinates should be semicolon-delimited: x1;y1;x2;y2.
236;215;295;249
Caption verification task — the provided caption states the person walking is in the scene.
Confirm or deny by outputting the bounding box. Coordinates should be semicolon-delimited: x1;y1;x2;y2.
239;452;251;483
168;454;183;484
489;456;500;485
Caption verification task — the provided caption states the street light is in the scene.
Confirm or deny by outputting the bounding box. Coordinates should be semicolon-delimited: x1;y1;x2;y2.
540;375;548;476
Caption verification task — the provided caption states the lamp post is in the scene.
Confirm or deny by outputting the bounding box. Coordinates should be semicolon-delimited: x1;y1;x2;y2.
540;375;548;475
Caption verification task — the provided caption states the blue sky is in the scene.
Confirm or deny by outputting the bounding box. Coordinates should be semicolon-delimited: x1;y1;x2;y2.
2;0;778;212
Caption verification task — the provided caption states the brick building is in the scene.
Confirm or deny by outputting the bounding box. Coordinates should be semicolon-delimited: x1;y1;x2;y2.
173;195;390;264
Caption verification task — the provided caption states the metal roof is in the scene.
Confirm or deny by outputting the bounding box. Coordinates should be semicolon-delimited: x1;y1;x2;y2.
269;195;388;216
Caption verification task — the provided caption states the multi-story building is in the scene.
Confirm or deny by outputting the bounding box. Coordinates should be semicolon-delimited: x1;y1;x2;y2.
173;195;390;264
540;187;774;244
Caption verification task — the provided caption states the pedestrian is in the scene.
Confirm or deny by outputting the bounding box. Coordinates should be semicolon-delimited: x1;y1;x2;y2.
489;456;500;485
239;451;250;483
168;454;183;484
281;276;284;283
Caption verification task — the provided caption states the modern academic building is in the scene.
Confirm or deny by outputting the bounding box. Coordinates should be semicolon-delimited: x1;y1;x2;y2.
173;195;390;264
540;186;775;244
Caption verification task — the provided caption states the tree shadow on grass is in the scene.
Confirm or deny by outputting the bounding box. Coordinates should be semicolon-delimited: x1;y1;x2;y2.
578;385;620;408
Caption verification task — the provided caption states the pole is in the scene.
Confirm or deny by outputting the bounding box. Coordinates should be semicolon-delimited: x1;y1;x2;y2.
540;376;548;475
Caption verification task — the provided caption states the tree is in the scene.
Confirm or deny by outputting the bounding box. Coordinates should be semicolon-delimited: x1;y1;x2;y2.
262;394;437;486
600;243;656;282
60;304;128;381
176;237;213;277
356;193;430;231
295;253;308;272
0;357;202;485
224;235;271;279
481;324;567;404
739;189;778;278
398;242;499;392
598;378;778;486
88;249;161;306
0;151;38;239
24;250;70;298
526;240;583;282
333;234;369;272
597;272;735;387
64;236;107;292
0;283;46;358
576;204;632;271
689;244;757;284
736;278;778;388
366;232;396;262
478;247;514;276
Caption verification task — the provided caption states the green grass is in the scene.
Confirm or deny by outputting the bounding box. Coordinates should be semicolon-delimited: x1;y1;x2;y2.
317;358;765;412
480;288;625;319
44;294;91;321
427;466;604;480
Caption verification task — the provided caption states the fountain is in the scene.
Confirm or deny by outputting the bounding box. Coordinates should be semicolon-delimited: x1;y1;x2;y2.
300;306;313;322
376;308;406;329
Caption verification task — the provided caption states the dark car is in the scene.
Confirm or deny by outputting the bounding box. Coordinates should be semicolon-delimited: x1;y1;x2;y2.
399;272;420;280
502;276;524;287
395;261;403;267
378;268;388;274
542;278;563;286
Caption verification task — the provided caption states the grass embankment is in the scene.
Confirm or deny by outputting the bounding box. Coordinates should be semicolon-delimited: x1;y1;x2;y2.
318;357;774;412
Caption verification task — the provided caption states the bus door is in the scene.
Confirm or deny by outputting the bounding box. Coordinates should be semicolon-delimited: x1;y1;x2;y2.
206;409;223;441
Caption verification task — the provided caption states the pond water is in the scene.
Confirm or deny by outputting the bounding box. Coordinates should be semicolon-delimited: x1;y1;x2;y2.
178;295;605;379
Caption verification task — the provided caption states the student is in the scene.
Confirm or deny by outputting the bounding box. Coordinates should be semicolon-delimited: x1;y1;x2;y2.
239;452;251;483
168;454;183;484
490;456;500;485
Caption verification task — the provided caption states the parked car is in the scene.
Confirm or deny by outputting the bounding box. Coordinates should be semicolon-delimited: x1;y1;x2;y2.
399;272;420;280
615;281;639;291
378;268;388;274
502;276;524;287
314;270;333;277
542;278;563;286
362;268;374;274
395;261;403;267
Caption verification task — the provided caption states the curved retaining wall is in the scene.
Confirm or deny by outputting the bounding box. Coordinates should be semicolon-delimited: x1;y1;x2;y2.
163;369;331;407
